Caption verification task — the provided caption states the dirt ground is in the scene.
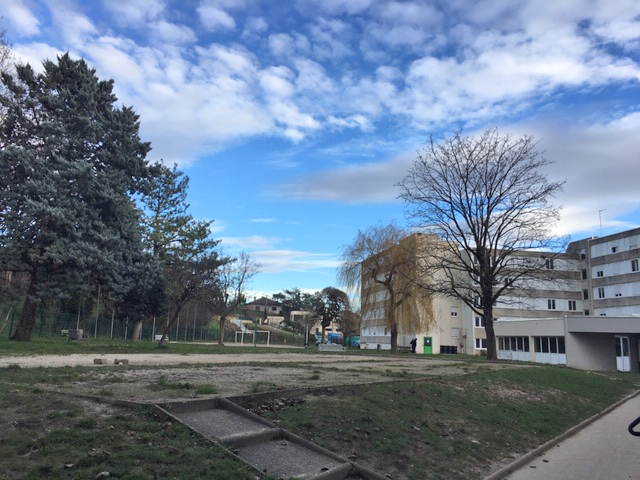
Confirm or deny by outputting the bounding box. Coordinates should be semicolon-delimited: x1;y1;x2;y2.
0;351;526;403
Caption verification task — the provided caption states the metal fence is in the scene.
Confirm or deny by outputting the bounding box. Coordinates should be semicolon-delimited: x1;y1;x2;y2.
1;304;306;345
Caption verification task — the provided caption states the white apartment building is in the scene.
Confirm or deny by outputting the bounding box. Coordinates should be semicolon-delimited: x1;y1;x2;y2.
360;228;640;372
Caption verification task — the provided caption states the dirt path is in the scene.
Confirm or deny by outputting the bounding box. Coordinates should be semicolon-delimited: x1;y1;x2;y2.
0;352;526;402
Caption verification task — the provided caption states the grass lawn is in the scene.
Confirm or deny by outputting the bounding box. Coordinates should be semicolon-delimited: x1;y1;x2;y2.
0;381;260;479
0;336;305;355
243;366;640;480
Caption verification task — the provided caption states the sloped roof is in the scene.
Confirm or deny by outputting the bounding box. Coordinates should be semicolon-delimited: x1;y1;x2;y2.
246;297;282;307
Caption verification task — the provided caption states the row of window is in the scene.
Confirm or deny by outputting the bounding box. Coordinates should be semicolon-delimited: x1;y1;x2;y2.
498;336;566;354
499;336;529;352
592;259;639;278
588;242;639;259
547;299;578;310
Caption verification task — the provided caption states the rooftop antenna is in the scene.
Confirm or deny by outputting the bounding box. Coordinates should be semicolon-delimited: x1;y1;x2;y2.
598;209;606;237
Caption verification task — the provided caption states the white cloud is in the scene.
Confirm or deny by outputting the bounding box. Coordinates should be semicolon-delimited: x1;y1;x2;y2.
46;1;97;47
5;0;41;36
219;235;284;250
101;0;165;27
259;66;295;98
250;218;277;223
197;5;236;30
374;1;441;26
251;250;340;273
8;0;640;169
150;21;197;45
12;43;64;70
302;0;372;15
243;16;268;36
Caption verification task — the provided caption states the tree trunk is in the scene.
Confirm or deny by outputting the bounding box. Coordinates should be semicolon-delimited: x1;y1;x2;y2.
132;319;143;341
484;304;497;360
389;290;398;353
158;308;180;348
11;276;38;341
218;315;226;345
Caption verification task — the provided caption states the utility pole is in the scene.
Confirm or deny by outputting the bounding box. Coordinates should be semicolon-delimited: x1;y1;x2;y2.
599;209;606;237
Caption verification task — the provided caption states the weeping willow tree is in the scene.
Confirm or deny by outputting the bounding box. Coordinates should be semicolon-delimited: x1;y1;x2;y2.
339;223;434;353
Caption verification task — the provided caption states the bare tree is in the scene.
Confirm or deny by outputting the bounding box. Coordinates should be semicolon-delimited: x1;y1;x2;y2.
339;223;434;353
398;129;565;360
204;252;260;345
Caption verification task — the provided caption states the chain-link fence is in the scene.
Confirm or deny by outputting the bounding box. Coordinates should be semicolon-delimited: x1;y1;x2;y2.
1;303;307;345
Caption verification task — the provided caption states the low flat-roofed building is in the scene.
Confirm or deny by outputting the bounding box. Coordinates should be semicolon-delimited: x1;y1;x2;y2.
495;315;640;372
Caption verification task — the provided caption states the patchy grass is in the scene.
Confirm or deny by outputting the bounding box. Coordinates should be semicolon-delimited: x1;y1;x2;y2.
195;385;217;395
0;336;305;355
248;381;279;394
0;386;260;480
253;366;640;480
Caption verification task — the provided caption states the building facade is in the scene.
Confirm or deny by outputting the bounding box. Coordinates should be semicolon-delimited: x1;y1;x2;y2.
360;228;640;372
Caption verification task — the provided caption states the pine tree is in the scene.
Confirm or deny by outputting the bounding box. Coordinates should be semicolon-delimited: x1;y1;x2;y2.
0;54;154;341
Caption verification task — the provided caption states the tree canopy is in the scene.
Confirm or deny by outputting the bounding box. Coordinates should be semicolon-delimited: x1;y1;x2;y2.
0;54;155;341
398;129;565;359
139;163;226;347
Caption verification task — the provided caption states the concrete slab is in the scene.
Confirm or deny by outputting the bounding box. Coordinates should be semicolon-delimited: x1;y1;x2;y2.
237;438;347;479
171;408;272;439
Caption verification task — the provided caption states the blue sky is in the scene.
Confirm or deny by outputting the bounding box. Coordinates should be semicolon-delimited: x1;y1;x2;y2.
4;0;640;299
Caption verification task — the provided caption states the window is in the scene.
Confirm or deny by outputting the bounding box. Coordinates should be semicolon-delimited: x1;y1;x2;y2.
582;269;588;280
547;299;556;310
499;336;530;352
533;336;565;354
615;293;622;297
568;300;577;311
545;258;554;269
558;337;566;354
271;306;277;311
600;313;607;316
632;259;639;272
583;289;589;300
612;246;618;253
596;271;604;277
584;309;590;315
580;249;586;260
451;327;459;338
384;328;388;335
598;287;605;299
475;338;487;349
475;316;485;328
450;307;458;317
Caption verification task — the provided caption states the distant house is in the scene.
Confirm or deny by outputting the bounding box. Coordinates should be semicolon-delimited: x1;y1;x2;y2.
246;297;283;315
245;297;284;326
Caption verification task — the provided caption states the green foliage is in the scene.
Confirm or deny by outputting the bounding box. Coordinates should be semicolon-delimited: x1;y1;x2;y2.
0;54;157;341
139;163;226;346
313;287;350;333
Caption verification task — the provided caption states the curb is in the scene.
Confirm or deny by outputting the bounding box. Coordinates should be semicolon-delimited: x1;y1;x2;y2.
484;388;640;480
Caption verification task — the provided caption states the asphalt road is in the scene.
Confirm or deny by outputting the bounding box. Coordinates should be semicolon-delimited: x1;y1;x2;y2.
505;393;640;480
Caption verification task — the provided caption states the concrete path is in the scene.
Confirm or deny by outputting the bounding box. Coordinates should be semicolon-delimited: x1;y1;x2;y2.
157;398;373;480
505;394;640;480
